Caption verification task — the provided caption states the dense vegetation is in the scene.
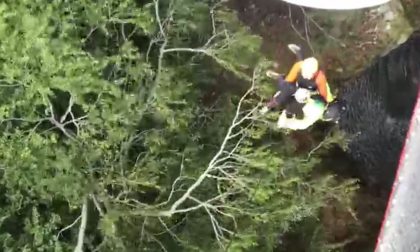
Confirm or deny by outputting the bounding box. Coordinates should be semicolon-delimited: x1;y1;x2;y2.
0;0;356;251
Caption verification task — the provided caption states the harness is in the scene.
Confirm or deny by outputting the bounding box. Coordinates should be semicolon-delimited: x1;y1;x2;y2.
296;70;331;103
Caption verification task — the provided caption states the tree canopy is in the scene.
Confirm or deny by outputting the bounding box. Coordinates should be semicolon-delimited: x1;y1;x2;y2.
0;0;356;251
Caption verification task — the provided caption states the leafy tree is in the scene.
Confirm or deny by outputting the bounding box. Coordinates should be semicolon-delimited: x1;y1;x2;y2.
0;0;356;251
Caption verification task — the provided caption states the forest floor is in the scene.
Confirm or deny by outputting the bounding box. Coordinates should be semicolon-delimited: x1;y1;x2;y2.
227;0;414;250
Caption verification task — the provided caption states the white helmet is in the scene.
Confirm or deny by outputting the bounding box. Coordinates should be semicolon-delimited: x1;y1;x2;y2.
301;57;319;79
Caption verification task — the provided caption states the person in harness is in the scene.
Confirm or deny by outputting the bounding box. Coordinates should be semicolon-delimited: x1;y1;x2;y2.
260;44;334;120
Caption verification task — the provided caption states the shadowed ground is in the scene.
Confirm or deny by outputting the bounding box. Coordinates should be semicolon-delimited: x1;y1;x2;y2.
338;30;420;194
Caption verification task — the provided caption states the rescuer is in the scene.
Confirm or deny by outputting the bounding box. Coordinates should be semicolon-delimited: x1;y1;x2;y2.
260;44;334;119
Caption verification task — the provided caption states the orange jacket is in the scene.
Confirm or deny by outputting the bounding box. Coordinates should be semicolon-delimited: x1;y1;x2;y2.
285;61;334;103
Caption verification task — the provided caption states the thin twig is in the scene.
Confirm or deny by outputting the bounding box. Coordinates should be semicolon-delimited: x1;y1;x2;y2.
301;8;314;54
60;96;74;123
147;232;168;252
304;10;341;43
90;194;105;216
158;217;183;243
56;216;82;239
140;217;148;245
288;5;306;42
305;139;326;161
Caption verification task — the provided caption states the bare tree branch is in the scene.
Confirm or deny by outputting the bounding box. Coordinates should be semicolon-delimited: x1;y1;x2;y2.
140;217;148;245
90;194;105;216
60;95;74;123
156;153;187;207
158;217;183;243
301;8;315;54
57;216;82;239
42;96;89;140
301;8;341;44
154;0;165;38
125;69;262;247
74;198;88;252
143;0;252;117
162;68;259;216
288;5;306;42
147;232;168;252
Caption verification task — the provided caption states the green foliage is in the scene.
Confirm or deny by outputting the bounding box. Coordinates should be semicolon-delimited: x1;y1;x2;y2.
0;0;357;251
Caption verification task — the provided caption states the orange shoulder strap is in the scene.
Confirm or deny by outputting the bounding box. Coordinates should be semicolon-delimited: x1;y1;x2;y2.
285;61;303;83
315;71;334;102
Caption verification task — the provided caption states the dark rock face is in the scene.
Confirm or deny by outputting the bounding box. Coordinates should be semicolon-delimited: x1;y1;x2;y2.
338;30;420;193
